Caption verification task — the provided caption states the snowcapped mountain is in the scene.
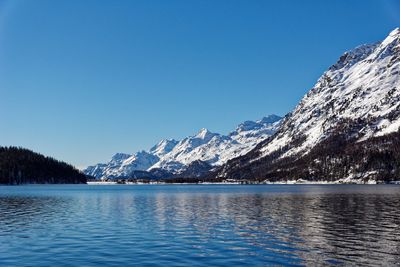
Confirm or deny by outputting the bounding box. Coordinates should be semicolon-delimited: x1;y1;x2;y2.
84;115;282;179
84;151;159;179
217;28;400;182
149;139;179;157
151;115;282;172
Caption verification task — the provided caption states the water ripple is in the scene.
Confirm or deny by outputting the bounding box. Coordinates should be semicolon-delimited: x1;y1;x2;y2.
0;184;399;266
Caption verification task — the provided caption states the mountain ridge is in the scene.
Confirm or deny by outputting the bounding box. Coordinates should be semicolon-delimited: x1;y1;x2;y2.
85;28;400;182
84;115;282;179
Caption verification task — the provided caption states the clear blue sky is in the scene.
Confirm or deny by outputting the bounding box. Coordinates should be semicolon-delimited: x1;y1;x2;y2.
0;0;399;168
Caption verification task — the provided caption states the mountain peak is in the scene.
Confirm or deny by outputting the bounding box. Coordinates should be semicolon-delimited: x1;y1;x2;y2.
233;115;283;134
379;27;400;49
389;27;400;37
236;120;260;132
149;138;178;157
153;138;178;148
111;153;131;162
196;128;215;139
258;114;282;124
161;138;177;143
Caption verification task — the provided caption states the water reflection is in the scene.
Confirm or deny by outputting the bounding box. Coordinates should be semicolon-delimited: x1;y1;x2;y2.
0;185;399;266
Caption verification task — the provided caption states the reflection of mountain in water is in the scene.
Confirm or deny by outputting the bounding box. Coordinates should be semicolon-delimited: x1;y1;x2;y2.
150;187;400;265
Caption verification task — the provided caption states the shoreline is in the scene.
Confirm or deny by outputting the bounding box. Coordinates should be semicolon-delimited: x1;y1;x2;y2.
86;180;400;185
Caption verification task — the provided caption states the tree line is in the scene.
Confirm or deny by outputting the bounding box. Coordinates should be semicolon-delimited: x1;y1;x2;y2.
0;146;87;184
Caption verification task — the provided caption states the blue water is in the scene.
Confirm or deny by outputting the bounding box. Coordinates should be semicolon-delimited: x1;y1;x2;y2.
0;184;400;266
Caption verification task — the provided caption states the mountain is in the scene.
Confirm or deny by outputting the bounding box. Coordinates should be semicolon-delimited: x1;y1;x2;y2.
84;147;170;179
84;115;282;179
0;146;87;184
151;115;282;172
216;28;400;183
149;139;179;157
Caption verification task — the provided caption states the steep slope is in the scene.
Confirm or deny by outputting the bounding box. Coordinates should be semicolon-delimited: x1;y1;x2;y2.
0;146;87;184
84;115;282;179
217;28;400;182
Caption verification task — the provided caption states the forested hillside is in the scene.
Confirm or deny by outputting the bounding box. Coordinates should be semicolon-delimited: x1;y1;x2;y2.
0;147;87;184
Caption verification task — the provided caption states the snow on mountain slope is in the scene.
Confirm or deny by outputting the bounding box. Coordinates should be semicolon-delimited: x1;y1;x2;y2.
84;163;107;179
84;139;177;179
150;116;282;173
217;28;400;181
85;151;158;179
256;28;400;160
149;139;179;157
84;115;282;179
230;114;282;144
84;153;130;178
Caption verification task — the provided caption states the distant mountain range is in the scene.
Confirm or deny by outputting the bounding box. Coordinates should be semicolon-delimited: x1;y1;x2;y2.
85;28;400;183
84;115;282;179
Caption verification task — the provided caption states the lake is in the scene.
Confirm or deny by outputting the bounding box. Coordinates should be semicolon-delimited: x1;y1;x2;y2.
0;184;399;266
